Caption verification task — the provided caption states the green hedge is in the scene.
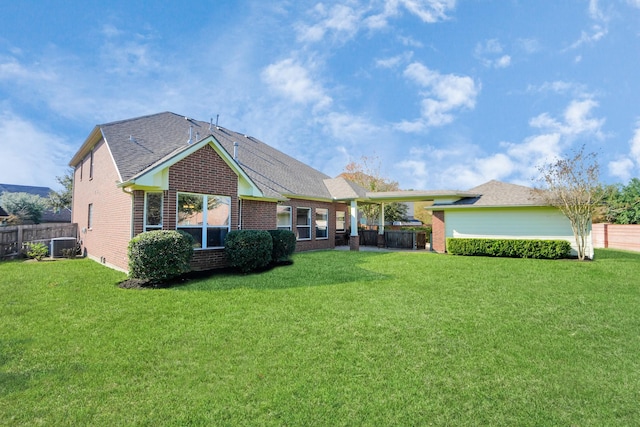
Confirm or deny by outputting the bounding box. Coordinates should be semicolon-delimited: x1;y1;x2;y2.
268;229;297;263
128;230;194;281
224;230;273;273
447;238;571;259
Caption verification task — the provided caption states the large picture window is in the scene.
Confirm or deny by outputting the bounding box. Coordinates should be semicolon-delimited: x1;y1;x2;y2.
277;205;292;230
336;211;346;232
144;192;163;232
177;193;230;249
316;208;328;239
296;207;311;240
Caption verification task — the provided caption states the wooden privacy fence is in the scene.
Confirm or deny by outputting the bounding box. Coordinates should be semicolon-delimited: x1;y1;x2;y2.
359;229;428;250
592;223;640;252
0;223;78;260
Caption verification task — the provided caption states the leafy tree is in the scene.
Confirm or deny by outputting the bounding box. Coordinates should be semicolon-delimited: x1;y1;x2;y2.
413;200;433;225
604;178;640;224
339;156;407;224
536;146;607;260
0;191;48;224
48;169;73;212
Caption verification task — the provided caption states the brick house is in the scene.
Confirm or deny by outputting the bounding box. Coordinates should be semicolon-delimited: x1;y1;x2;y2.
69;112;588;272
69;112;367;272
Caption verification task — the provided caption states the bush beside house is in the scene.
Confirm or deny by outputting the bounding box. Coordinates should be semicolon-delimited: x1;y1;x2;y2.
224;230;273;273
128;230;194;282
447;238;571;259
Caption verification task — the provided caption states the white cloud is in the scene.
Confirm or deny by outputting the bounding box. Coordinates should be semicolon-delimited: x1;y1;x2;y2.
395;96;606;189
608;122;640;181
296;4;362;43
527;80;589;97
516;38;541;54
299;0;457;41
375;51;413;68
475;39;512;69
529;99;605;139
0;55;56;83
397;35;424;48
399;62;479;129
495;55;511;68
319;111;382;143
261;58;332;110
566;0;610;50
0;111;75;187
608;158;634;181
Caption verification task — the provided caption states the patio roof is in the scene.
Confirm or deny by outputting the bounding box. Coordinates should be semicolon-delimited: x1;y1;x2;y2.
365;190;479;203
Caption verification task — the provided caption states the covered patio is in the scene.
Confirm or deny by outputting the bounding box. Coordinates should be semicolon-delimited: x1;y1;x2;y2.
342;189;479;251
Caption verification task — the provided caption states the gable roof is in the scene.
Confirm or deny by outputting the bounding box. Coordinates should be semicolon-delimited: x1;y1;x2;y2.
433;180;548;209
71;112;344;201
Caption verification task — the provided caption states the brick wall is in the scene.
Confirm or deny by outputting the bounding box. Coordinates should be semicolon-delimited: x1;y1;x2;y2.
72;138;132;272
241;200;277;230
592;223;640;252
432;210;446;253
167;144;239;270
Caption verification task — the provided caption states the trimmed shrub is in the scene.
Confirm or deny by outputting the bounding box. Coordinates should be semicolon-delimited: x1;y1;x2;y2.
268;229;296;263
225;230;273;273
128;230;194;281
447;238;571;260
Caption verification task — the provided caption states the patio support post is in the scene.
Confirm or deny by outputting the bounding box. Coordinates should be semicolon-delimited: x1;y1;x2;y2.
377;203;385;248
349;200;359;251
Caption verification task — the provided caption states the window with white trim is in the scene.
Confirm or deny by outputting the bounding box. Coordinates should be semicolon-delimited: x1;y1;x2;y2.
87;203;93;229
89;149;94;179
144;192;163;232
316;208;328;239
277;205;292;230
296;207;311;240
177;193;230;249
336;211;346;232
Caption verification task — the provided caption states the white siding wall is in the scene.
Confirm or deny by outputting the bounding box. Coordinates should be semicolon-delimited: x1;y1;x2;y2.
444;207;593;258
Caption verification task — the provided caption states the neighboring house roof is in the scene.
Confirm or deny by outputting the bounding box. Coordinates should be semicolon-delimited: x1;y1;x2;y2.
0;205;8;217
432;180;548;209
0;183;72;222
70;112;351;201
0;183;51;198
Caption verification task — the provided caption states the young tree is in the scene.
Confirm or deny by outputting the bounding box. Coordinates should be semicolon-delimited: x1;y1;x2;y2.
0;191;48;224
48;169;74;212
339;156;407;224
536;146;606;260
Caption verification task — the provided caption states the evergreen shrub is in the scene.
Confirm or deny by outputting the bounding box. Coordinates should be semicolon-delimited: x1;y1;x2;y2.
128;230;194;281
447;238;571;259
267;230;296;263
224;230;273;273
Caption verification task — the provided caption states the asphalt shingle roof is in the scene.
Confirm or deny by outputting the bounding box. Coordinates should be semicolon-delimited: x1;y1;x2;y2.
99;112;338;200
452;180;547;207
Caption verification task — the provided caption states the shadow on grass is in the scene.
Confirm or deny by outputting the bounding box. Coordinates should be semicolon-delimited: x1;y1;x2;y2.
594;248;640;260
123;251;394;291
0;339;33;396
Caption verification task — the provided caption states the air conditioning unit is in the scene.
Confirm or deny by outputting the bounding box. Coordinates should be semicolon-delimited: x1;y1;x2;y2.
50;237;77;258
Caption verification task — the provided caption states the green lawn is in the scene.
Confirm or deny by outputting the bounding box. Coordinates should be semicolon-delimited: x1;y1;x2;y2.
1;249;640;426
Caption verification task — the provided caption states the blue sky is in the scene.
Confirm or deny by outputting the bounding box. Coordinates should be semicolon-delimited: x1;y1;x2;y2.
1;0;639;191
